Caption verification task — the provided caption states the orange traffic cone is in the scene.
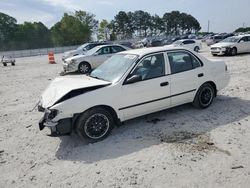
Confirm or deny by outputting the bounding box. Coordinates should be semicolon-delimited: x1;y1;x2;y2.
48;52;56;64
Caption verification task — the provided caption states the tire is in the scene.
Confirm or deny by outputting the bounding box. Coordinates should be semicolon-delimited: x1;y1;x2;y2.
193;83;215;109
3;63;7;66
11;62;15;66
230;47;237;56
76;108;114;143
194;46;200;52
78;62;91;74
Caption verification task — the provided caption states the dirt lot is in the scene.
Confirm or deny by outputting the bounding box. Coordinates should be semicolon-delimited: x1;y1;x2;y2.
0;45;250;188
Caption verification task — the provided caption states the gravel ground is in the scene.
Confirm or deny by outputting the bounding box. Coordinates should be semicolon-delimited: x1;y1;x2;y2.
0;45;250;188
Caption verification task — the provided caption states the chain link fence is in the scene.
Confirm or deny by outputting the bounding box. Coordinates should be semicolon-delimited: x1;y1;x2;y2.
0;45;79;58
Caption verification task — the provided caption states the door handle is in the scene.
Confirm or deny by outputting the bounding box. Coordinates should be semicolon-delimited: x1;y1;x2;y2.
160;82;169;87
198;73;204;77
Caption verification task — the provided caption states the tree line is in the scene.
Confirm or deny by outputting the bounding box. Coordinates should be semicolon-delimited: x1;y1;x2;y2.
0;10;201;51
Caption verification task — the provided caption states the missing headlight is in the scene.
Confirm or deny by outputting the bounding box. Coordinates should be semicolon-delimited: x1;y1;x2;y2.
48;109;58;120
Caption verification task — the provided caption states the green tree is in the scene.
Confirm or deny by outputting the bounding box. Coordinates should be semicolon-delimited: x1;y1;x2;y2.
98;19;109;40
0;12;17;50
51;11;97;46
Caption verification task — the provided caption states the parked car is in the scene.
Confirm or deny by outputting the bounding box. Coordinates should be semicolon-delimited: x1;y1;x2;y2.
206;35;225;46
38;46;230;142
62;42;110;60
166;39;202;52
210;35;250;56
148;38;163;47
132;41;144;49
1;56;15;66
62;44;129;74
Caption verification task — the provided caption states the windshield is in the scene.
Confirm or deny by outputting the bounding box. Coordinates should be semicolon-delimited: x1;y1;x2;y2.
220;37;240;43
90;54;138;83
77;43;88;50
173;40;182;45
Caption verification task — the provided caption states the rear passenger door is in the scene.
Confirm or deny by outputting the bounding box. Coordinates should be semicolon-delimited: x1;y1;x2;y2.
167;50;204;106
183;40;195;50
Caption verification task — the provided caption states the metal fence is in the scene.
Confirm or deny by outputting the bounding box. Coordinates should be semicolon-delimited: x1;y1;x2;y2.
0;45;79;58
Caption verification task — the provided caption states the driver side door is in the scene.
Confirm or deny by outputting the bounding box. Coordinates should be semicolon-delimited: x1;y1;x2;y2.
120;53;171;120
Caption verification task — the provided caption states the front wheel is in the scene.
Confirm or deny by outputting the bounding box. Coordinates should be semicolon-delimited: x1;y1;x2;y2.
194;46;200;52
193;83;215;109
76;108;114;143
230;47;237;56
78;62;91;74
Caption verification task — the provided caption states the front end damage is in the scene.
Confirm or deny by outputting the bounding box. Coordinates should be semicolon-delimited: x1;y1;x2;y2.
37;75;111;137
38;106;72;136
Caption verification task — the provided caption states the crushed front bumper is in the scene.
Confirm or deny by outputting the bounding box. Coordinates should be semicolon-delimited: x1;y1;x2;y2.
62;61;78;73
38;108;72;136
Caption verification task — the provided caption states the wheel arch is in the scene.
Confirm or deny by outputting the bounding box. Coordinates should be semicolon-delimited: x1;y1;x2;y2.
200;81;217;97
79;61;91;69
72;105;120;129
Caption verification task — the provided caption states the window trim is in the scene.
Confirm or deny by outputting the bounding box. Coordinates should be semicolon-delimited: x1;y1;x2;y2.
167;50;202;75
123;52;168;85
122;49;204;85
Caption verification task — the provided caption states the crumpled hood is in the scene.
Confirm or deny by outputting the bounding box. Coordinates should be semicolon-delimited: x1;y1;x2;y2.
65;54;88;62
40;75;111;108
211;42;233;48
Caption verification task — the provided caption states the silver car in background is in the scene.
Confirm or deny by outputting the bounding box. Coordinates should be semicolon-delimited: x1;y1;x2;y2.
62;44;130;74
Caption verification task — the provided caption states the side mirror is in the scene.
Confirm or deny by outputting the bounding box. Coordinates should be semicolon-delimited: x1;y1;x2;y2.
125;75;142;84
180;43;184;46
93;52;99;56
239;40;244;43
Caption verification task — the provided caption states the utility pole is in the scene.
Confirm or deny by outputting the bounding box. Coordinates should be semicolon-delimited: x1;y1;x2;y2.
207;20;210;33
243;22;245;28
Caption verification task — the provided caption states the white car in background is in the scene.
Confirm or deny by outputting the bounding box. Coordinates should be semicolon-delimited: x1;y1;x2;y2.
62;42;109;60
63;44;129;74
210;35;250;56
39;46;229;142
167;39;202;52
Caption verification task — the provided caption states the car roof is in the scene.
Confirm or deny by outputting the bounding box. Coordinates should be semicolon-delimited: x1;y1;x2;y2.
90;44;128;51
119;46;191;57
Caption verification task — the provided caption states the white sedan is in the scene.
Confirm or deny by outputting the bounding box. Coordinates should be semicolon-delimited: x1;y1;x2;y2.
38;46;230;142
167;39;202;52
63;44;129;74
210;35;250;56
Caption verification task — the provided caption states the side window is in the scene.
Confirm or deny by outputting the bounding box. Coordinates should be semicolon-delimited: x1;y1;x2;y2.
97;47;111;55
240;37;247;42
191;55;201;68
183;40;189;45
111;46;125;53
189;40;195;44
132;53;165;80
168;51;200;74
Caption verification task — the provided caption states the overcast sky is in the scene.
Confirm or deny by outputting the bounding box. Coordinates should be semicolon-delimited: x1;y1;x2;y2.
0;0;249;32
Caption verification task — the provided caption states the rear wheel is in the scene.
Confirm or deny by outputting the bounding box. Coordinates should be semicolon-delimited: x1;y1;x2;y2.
76;108;114;143
193;83;215;109
3;63;7;66
78;62;91;74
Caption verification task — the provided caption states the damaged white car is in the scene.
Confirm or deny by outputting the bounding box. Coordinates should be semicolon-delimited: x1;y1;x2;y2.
38;46;230;142
62;44;129;74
